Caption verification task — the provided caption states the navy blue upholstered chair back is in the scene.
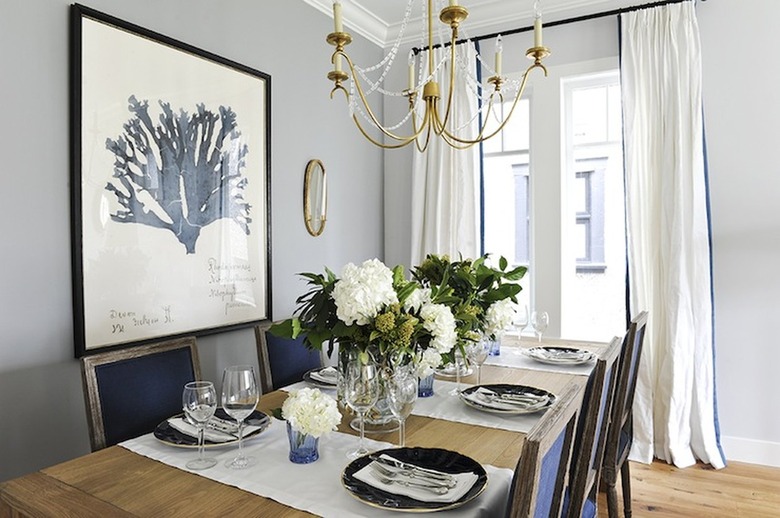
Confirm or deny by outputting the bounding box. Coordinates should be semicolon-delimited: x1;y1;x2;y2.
80;337;201;451
601;311;649;518
506;382;580;518
255;325;321;393
565;335;622;518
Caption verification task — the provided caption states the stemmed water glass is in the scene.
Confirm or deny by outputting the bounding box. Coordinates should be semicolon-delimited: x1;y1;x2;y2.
182;381;218;470
449;350;465;396
386;368;418;447
466;340;490;385
345;360;379;459
221;365;259;469
531;310;549;343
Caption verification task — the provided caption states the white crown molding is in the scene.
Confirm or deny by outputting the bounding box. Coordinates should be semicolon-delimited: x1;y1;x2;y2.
304;0;636;49
301;0;388;47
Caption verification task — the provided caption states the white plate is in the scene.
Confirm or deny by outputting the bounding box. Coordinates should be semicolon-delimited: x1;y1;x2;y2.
525;346;596;365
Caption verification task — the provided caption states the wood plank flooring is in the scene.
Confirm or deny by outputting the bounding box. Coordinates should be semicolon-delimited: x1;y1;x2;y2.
596;460;780;517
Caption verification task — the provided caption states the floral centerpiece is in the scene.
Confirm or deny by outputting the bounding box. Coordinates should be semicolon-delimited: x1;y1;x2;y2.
411;254;526;357
281;387;341;463
269;258;457;376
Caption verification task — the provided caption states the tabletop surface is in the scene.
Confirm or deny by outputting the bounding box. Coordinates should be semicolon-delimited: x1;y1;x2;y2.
0;340;598;517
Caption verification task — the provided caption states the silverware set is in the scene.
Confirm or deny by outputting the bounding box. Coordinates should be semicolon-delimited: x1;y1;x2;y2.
368;461;455;494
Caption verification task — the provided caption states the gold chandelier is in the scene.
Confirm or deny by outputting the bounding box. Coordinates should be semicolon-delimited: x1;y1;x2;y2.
326;0;550;151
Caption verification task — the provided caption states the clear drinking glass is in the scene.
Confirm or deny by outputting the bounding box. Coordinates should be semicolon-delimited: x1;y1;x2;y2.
182;381;218;470
531;310;549;343
466;340;491;385
345;360;379;459
221;365;259;469
386;369;418;447
449;350;465;396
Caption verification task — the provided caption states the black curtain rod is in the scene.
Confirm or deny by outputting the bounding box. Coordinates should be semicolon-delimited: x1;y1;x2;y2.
412;0;702;54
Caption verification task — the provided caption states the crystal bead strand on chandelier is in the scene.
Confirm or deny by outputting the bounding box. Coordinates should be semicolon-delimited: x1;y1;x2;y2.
327;0;551;150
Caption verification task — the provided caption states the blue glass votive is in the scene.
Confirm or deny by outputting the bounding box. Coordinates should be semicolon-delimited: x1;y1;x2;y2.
287;422;319;464
418;373;435;398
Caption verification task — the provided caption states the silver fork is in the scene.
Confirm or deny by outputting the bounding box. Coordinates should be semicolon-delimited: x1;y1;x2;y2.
370;470;450;495
371;462;456;488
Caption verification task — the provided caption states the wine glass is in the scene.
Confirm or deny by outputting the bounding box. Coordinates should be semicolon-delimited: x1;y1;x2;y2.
345;360;379;459
513;304;530;337
221;365;260;469
182;381;218;470
386;369;418;447
531;310;549;343
466;340;490;385
449;350;465;396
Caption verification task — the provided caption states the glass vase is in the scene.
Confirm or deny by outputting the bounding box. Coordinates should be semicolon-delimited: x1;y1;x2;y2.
287;422;319;464
418;373;435;397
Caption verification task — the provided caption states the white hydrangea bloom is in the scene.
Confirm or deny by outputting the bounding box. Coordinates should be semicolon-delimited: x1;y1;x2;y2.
416;348;442;378
331;258;398;326
403;287;431;312
420;303;457;353
281;388;342;438
484;298;515;337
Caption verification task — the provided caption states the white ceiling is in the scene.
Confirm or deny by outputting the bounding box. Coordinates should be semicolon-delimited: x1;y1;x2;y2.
303;0;643;47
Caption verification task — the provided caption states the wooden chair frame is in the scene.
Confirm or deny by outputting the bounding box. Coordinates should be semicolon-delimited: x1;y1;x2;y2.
253;322;274;394
80;337;201;451
566;335;622;518
602;311;649;518
508;381;581;518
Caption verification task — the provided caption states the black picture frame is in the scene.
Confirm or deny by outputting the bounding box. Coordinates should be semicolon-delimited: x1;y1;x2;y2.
71;4;272;357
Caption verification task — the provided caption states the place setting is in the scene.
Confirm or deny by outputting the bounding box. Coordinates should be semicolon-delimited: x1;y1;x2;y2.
303;365;339;388
524;345;597;366
458;383;556;415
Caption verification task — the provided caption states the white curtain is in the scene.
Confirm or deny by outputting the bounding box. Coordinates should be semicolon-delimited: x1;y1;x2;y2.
621;2;725;468
410;43;480;265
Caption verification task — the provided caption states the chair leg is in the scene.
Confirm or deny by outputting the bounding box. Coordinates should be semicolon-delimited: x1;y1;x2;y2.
605;480;619;518
620;462;633;518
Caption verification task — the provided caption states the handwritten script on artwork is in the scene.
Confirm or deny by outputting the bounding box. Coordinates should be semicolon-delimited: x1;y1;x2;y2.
108;306;173;334
207;258;258;315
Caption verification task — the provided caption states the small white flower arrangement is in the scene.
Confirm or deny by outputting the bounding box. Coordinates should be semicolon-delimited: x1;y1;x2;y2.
282;388;342;438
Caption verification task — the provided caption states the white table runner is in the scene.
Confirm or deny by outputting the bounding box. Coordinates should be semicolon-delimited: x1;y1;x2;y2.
121;420;512;518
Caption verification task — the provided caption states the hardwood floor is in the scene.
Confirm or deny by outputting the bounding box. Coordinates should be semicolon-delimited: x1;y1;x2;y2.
596;460;780;517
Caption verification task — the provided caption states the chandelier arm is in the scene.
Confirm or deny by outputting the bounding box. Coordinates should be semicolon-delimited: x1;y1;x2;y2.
345;53;428;143
351;114;417;149
439;60;541;145
414;110;433;153
435;28;461;136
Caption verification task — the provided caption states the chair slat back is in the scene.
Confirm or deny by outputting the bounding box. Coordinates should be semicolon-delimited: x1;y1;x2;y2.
80;337;201;451
603;311;649;469
566;335;622;517
507;381;581;518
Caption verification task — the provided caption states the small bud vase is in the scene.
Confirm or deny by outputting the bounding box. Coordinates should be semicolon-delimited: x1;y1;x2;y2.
286;422;319;464
418;373;435;398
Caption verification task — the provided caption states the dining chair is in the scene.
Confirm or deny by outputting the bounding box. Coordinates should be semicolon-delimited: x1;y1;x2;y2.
565;335;622;518
255;322;321;393
506;381;581;518
601;311;649;518
80;336;201;451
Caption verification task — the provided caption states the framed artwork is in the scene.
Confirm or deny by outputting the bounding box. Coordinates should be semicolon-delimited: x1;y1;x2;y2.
71;4;272;356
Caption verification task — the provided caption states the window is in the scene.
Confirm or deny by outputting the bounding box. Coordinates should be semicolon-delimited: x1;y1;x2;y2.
481;60;626;341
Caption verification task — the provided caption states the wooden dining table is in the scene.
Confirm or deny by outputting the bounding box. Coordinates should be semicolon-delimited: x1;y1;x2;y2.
0;339;600;517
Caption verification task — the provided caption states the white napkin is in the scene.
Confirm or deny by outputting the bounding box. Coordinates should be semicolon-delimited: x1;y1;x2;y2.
353;461;478;504
462;388;548;412
168;418;263;443
309;366;338;385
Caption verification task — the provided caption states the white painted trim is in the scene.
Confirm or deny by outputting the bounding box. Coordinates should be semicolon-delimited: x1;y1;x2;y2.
721;435;780;468
301;0;387;47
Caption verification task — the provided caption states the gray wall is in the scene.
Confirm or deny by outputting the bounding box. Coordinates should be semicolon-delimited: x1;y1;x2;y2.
0;0;384;482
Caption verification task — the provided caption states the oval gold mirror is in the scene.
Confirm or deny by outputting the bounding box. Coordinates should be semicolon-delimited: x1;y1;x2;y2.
303;159;327;237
